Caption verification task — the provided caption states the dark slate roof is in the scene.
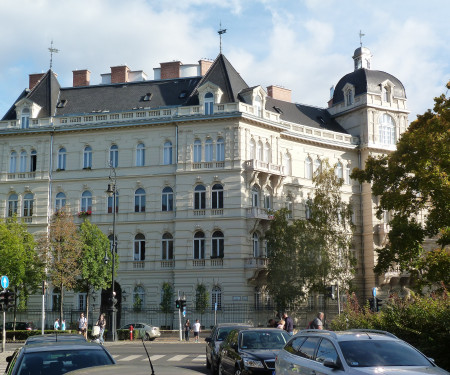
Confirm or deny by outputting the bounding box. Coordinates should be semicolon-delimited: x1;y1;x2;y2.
266;97;347;133
55;78;201;116
1;89;28;120
332;69;406;104
187;54;249;105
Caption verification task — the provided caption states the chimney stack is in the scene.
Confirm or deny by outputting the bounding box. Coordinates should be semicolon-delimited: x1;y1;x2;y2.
199;59;213;76
73;69;91;87
111;65;130;84
29;73;45;90
160;61;181;79
267;85;292;102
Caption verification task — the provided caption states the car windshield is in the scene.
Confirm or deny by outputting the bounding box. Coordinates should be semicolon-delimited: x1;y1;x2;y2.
216;327;235;341
240;331;289;350
339;340;432;367
17;349;114;375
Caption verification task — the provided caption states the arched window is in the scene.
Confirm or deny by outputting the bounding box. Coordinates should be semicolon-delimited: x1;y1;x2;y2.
134;233;145;261
314;158;321;175
305;156;312;179
81;191;92;212
335;161;343;179
55;192;66;211
285;196;293;218
264;188;272;210
107;191;119;213
252;232;260;258
305;200;312;220
257;141;263;161
194;185;206;210
161;233;174;260
283;152;291;176
109;145;118;168
9;152;17;173
204;92;214;115
135;188;146;212
379;113;395;145
251;185;259;207
133;286;145;310
23;193;34;217
254;95;262;117
19;151;27;173
7;194;18;217
211;286;222;311
193;139;202;163
58;148;66;170
163;141;172;165
83;146;92;169
136;143;145;167
211;184;223;209
205;139;213;162
162;186;174;211
249;139;256;160
30;150;37;172
216;137;225;161
52;287;61;311
193;231;205;259
264;142;271;163
21;108;30;129
211;231;224;258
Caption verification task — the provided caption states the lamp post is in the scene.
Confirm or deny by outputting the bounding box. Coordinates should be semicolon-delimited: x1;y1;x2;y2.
104;165;117;341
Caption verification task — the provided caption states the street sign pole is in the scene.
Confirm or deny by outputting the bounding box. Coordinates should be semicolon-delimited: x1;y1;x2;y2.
178;291;182;342
1;276;9;353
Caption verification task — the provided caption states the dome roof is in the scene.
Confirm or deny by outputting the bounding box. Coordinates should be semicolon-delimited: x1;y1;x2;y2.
332;69;406;105
353;46;371;59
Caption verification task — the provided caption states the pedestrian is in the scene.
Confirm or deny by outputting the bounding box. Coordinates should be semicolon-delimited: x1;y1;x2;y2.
311;312;324;330
61;319;66;331
96;313;106;344
184;319;191;342
268;318;277;328
78;312;88;338
283;312;294;335
277;319;285;330
193;319;201;343
54;318;60;330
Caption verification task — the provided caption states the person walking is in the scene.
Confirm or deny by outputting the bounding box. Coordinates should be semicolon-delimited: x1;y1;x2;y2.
277;319;285;330
193;319;201;343
78;313;88;338
311;312;324;330
184;319;191;342
96;313;106;344
61;319;66;331
283;312;294;335
54;318;60;330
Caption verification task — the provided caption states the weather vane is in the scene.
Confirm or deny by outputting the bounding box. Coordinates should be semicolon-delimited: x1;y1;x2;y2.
359;30;365;47
218;22;227;54
48;40;59;70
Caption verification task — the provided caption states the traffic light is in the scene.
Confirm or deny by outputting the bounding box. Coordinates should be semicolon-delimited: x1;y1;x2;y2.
376;298;383;312
326;285;336;300
4;290;15;310
175;299;180;309
181;300;186;309
368;298;375;312
0;290;6;311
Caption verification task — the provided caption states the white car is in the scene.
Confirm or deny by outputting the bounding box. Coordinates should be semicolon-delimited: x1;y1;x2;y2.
119;323;161;341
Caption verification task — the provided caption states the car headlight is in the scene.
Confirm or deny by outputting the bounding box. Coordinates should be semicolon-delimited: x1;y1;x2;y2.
243;358;264;368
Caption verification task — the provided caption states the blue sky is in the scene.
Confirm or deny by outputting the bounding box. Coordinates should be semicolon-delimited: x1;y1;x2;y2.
0;0;449;120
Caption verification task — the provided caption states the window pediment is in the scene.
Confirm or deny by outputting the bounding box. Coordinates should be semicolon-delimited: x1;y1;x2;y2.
14;98;42;120
197;82;223;105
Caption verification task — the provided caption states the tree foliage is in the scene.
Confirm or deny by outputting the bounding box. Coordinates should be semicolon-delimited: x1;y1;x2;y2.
351;82;450;289
160;282;174;327
195;283;209;315
265;160;355;311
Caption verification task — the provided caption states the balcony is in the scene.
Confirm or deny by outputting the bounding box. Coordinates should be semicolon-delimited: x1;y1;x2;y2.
247;207;273;220
245;257;269;269
133;261;145;269
244;159;286;176
193;259;205;267
161;260;175;268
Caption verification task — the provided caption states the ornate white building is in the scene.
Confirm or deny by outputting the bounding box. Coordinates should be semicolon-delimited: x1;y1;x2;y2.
0;47;409;319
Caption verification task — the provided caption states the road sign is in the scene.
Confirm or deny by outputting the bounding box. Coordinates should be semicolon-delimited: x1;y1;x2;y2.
215;302;217;311
372;287;377;297
1;276;9;289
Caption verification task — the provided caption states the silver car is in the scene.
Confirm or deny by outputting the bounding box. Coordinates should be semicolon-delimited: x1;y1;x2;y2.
119;323;161;341
276;329;449;375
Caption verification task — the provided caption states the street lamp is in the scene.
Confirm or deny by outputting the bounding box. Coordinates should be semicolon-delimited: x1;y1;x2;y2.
104;165;118;341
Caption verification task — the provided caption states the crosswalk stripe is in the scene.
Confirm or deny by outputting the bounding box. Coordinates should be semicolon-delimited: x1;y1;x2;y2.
144;355;166;361
168;354;189;361
192;355;206;362
118;355;142;361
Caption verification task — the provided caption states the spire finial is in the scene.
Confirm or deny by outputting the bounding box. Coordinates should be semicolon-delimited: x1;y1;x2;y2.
48;40;59;70
218;22;227;54
359;30;365;48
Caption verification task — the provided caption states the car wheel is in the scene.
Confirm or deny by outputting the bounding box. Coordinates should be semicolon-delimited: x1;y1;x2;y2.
233;368;241;375
218;362;225;375
149;337;155;341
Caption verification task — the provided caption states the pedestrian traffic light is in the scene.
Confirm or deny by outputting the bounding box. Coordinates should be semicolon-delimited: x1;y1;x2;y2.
376;298;383;312
3;290;14;311
181;300;186;309
326;285;336;299
0;290;6;311
368;298;375;312
175;299;180;309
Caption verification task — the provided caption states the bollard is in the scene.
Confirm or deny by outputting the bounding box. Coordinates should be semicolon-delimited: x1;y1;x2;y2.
130;325;134;340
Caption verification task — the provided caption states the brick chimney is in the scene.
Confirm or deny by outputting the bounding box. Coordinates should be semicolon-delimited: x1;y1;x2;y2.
111;65;130;84
199;59;213;76
160;61;181;79
73;69;91;87
267;85;292;102
29;73;45;90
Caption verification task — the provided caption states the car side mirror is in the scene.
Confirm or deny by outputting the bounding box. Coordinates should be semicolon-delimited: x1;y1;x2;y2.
6;355;13;363
205;337;212;343
323;358;339;369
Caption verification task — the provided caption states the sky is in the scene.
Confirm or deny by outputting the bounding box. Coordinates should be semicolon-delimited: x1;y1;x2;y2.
0;0;449;121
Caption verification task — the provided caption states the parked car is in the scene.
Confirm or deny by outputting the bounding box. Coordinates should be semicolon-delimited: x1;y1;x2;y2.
119;323;161;340
65;365;152;375
5;341;115;375
275;329;450;375
218;328;290;375
205;323;252;374
25;333;87;345
5;322;33;330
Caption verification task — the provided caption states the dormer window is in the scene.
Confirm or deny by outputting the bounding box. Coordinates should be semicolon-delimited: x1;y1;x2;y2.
57;99;67;108
143;93;152;102
383;86;391;102
346;89;354;106
21;108;30;129
254;95;262;117
204;92;214;115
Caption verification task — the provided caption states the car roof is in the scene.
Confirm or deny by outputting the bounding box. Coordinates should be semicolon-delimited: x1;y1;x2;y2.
295;329;399;342
65;365;148;375
22;341;106;353
26;334;87;344
215;323;252;328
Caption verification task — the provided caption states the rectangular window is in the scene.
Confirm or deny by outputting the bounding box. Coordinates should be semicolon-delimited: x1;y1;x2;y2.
211;238;224;258
194;239;205;259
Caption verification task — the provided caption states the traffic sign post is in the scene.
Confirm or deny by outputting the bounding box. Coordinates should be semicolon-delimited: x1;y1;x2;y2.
1;276;9;289
0;276;9;354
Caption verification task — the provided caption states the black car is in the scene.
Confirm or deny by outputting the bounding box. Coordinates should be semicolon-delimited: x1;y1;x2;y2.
5;341;115;375
5;321;33;330
205;323;252;374
218;328;291;375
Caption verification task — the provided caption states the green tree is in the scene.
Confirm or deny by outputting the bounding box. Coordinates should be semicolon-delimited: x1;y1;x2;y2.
38;209;82;321
75;219;115;325
265;160;355;311
195;283;209;322
159;282;174;328
351;82;450;289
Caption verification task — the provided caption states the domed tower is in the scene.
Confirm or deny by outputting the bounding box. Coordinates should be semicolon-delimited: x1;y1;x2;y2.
328;47;410;299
